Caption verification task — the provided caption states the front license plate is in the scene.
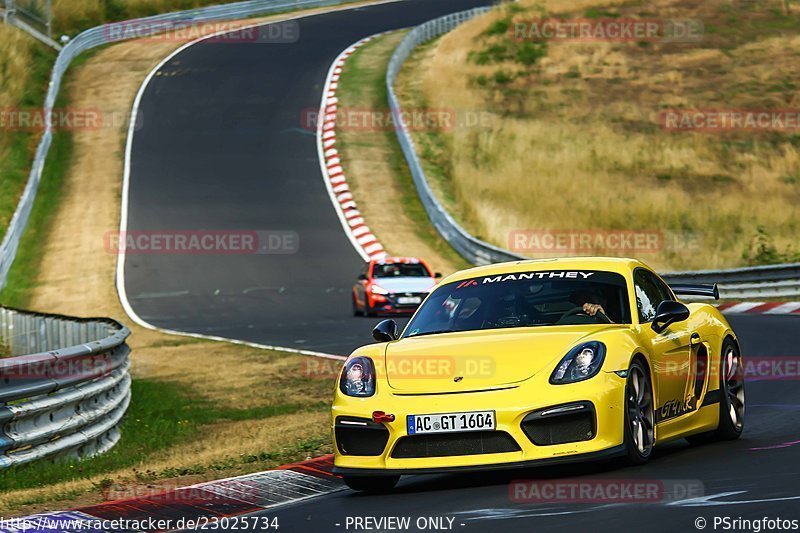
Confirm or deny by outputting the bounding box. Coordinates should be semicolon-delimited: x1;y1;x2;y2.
397;296;422;305
407;411;496;435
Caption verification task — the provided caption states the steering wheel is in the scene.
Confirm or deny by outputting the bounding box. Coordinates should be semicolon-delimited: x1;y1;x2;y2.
557;306;612;324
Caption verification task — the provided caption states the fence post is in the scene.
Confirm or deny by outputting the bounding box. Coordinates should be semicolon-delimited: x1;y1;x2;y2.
3;0;14;23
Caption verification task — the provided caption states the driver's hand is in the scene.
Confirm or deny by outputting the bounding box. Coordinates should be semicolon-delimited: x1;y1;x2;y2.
582;303;606;317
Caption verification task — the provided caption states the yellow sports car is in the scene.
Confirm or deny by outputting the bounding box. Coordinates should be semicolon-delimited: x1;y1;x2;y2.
332;257;745;492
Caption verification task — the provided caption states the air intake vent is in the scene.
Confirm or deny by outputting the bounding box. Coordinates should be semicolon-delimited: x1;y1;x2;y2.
335;417;390;456
521;402;596;446
391;431;520;458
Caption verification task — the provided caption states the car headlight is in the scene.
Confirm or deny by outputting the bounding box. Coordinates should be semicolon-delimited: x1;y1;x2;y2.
550;341;606;384
340;356;376;397
371;285;390;295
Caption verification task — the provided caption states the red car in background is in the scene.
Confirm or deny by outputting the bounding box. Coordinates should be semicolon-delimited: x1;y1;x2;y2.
352;258;441;317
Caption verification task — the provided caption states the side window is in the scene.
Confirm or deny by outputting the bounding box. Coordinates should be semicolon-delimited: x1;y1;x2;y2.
634;269;672;323
361;262;370;278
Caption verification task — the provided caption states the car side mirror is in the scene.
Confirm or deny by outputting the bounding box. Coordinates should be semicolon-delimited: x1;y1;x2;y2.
373;319;398;342
358;274;367;280
651;300;690;334
434;272;442;278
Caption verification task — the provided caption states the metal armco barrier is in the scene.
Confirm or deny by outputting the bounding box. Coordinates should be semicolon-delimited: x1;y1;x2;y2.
386;6;509;267
0;0;359;293
0;307;131;467
386;7;800;298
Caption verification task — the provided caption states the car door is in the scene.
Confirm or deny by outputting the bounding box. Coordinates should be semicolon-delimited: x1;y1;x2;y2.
633;269;694;424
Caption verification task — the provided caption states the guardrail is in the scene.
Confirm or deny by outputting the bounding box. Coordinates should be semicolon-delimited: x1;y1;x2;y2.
0;0;360;293
386;7;800;299
0;307;131;468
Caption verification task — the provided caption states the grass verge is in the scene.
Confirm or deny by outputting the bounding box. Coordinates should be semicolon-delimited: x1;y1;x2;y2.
335;31;468;276
0;27;55;245
397;0;800;271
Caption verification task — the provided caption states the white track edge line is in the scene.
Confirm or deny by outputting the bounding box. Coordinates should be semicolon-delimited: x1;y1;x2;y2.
115;2;406;361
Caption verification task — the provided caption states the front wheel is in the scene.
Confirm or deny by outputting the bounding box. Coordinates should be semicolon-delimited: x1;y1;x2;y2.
342;475;400;493
352;294;363;316
623;359;655;464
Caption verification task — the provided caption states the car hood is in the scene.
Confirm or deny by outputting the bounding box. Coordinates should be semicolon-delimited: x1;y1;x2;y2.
384;326;620;393
372;277;436;293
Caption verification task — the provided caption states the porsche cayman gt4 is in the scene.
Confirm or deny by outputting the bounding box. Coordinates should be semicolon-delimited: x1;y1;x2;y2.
332;257;745;492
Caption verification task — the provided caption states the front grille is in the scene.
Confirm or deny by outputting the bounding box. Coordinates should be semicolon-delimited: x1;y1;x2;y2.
386;292;426;308
335;417;390;456
521;402;596;446
391;431;520;458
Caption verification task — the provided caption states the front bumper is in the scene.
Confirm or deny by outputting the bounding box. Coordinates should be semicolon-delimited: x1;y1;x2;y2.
333;444;626;476
368;292;427;314
332;371;627;474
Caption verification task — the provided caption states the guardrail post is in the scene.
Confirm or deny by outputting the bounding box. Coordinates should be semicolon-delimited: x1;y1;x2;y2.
3;0;15;23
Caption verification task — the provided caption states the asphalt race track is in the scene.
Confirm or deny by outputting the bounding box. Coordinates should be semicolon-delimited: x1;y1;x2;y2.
250;315;800;532
121;1;800;532
124;0;491;355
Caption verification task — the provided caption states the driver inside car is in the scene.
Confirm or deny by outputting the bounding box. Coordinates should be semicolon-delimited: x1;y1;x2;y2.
570;289;612;322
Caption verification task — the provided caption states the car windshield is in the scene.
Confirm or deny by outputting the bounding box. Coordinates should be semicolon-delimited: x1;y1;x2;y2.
373;263;430;278
404;270;631;337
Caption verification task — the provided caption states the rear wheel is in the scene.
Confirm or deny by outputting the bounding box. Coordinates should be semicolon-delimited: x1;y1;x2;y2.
623;359;655;464
686;339;745;444
717;339;746;439
342;475;400;493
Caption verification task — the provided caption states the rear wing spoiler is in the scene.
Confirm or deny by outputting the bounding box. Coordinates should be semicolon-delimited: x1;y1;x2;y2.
670;283;720;300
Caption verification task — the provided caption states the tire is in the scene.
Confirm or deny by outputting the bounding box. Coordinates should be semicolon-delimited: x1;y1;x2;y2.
365;299;377;318
352;294;363;317
686;338;745;444
342;475;400;493
623;359;655;465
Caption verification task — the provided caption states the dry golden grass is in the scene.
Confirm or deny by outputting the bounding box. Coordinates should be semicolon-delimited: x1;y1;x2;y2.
0;25;40;236
399;0;800;271
52;0;243;35
0;25;34;108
